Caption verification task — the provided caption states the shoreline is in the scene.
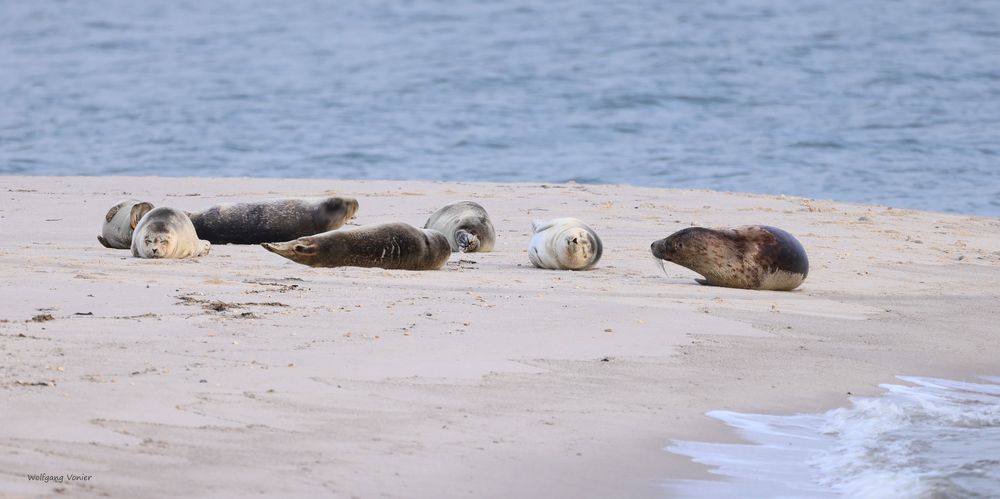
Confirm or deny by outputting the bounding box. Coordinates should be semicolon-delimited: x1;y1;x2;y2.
1;176;998;498
16;172;996;218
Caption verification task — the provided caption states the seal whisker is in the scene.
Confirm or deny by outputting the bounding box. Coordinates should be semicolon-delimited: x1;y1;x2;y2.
653;255;668;277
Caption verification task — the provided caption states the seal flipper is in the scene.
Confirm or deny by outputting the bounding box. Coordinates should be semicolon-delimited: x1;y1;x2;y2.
105;205;121;223
98;235;112;248
695;278;720;287
531;219;557;233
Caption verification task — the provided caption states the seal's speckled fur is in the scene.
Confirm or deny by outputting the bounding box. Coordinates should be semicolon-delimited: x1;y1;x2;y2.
651;226;808;291
262;222;451;271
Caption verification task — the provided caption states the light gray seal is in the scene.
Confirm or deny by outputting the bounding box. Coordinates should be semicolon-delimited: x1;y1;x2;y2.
131;207;211;259
528;218;603;270
188;197;359;245
423;201;496;253
261;223;451;270
98;199;154;249
650;225;809;291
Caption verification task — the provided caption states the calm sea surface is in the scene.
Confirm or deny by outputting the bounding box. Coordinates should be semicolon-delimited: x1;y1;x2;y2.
2;0;998;215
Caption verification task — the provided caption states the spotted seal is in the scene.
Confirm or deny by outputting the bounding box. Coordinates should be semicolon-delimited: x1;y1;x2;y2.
188;197;359;244
650;225;808;291
98;199;154;249
261;222;451;270
528;218;603;270
131;207;211;259
423;200;496;253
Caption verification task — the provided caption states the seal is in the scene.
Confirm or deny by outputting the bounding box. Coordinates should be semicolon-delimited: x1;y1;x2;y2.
188;197;359;245
528;218;602;270
650;225;809;291
98;199;154;249
261;222;451;270
423;201;496;253
131;207;211;259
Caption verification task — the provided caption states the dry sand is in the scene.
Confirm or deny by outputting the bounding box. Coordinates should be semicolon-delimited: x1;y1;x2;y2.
1;176;998;498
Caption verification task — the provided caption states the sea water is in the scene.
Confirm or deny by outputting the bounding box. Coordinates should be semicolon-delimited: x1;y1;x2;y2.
667;376;1000;498
2;0;999;215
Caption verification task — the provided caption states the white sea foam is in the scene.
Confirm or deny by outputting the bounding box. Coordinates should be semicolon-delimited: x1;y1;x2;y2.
667;376;1000;498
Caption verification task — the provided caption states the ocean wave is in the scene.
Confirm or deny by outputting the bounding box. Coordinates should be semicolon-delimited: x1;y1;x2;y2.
667;376;1000;498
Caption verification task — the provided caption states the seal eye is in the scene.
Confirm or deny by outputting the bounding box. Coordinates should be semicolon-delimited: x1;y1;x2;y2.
294;244;318;255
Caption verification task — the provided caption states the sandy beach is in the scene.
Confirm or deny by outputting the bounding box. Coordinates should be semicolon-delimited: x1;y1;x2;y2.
1;176;998;498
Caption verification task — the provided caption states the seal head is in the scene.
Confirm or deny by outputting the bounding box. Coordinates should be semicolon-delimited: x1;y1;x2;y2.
651;225;808;291
139;221;177;258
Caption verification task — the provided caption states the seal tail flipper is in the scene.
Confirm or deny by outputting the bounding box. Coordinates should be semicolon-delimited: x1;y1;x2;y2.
98;235;112;248
455;230;479;253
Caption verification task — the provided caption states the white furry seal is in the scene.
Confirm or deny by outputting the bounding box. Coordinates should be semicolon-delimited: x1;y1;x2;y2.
528;218;603;270
98;199;154;249
423;201;496;253
131;207;211;259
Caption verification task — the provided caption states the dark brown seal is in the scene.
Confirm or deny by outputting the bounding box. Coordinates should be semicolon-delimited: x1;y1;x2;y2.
650;225;808;291
261;222;451;270
188;197;359;245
